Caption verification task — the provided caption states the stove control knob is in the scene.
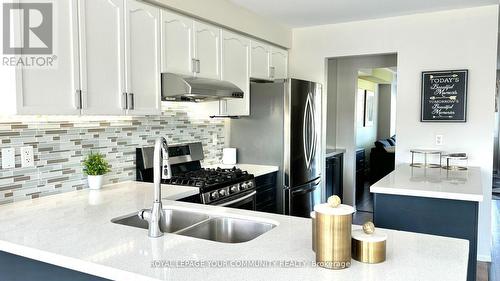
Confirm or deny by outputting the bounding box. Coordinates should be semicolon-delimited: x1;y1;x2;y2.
241;183;248;190
230;185;239;193
247;181;254;189
210;192;219;200
219;189;227;197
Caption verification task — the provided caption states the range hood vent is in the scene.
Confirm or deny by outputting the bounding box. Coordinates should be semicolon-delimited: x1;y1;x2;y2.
161;73;244;102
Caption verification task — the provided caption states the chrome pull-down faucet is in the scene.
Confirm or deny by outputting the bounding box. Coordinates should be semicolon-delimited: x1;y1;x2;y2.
138;137;172;238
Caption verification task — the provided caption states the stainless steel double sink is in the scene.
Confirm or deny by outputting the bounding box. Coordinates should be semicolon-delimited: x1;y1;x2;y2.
111;207;276;243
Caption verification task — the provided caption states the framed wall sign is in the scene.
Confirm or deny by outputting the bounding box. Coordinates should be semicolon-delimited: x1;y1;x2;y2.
421;70;468;122
364;90;375;127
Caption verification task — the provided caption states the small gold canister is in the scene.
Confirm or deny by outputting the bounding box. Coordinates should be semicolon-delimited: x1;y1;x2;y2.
314;198;355;270
351;222;387;264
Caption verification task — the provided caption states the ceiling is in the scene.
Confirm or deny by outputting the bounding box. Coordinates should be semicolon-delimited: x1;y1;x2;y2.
229;0;498;28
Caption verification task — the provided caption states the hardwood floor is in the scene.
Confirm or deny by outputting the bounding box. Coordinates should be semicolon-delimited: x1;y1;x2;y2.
477;198;499;281
356;181;374;212
354;181;374;225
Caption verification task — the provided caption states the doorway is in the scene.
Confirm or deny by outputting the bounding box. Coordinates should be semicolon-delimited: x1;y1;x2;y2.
325;54;397;225
355;68;397;222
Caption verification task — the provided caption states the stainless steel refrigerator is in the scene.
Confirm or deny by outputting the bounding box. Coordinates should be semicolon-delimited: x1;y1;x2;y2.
228;79;322;217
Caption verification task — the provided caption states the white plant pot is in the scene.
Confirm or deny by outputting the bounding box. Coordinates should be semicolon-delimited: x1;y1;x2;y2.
88;175;104;190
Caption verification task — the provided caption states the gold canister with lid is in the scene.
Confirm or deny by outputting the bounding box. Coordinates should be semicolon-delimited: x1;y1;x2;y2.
314;196;355;270
351;221;387;264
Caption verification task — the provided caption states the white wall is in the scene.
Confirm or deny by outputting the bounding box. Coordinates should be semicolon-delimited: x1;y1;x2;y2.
289;5;498;261
390;79;397;136
147;0;292;48
326;59;338;148
377;84;392;139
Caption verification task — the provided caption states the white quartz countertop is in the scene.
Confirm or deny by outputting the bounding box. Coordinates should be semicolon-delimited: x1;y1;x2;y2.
203;163;279;177
370;164;484;202
325;148;346;158
0;181;469;281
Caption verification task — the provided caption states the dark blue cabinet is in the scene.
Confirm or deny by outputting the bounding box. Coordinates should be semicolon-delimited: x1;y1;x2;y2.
374;193;478;281
325;154;343;201
0;251;107;281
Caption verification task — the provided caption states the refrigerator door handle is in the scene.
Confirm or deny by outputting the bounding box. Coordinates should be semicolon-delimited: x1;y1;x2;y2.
303;92;316;170
310;92;318;165
291;183;318;195
289;178;321;194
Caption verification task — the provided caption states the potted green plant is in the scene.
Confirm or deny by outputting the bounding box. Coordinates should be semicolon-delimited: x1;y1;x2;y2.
83;152;111;190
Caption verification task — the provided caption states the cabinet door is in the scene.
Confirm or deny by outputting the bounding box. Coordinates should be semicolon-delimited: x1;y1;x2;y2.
160;10;194;76
250;41;271;80
222;31;250;116
270;47;288;80
193;21;221;80
125;0;161;115
16;0;80;115
79;0;126;115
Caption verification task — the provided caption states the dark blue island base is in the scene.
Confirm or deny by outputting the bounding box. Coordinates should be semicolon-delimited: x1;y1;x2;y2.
374;193;478;281
0;251;108;281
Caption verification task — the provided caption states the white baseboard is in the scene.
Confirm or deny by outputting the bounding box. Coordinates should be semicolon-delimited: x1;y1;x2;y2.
477;254;492;262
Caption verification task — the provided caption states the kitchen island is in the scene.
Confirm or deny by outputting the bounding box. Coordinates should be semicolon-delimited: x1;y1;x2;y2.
371;165;483;281
0;181;469;281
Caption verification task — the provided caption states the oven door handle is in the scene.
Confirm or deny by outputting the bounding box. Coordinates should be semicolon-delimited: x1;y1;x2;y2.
217;191;257;207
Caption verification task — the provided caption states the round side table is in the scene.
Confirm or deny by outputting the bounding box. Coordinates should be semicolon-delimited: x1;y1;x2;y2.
410;149;443;168
441;153;468;171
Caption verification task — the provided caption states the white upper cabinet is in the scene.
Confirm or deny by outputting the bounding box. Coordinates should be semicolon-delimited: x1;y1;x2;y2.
125;0;161;115
193;21;221;80
222;30;250;116
160;13;221;80
12;0;80;115
270;47;288;80
250;41;271;80
78;0;126;115
160;10;194;76
3;1;287;117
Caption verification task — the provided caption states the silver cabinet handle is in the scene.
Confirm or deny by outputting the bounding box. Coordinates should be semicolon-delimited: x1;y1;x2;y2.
191;58;197;73
75;90;82;109
128;93;135;110
122;92;128;110
191;59;201;73
270;66;275;79
219;99;228;115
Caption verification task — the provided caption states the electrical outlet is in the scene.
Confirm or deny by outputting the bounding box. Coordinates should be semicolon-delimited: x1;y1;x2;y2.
1;148;15;169
435;135;444;146
20;146;34;168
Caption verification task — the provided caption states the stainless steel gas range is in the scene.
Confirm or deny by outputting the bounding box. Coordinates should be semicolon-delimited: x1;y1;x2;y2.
136;142;257;210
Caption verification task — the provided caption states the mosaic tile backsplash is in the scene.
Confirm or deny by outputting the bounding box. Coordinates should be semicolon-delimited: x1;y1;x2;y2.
0;105;225;205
